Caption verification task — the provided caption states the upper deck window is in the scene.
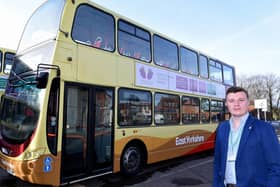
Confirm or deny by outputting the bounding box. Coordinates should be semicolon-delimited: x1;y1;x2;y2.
154;35;178;70
72;5;115;52
209;59;222;82
118;20;151;62
223;65;234;86
180;47;198;75
199;54;209;78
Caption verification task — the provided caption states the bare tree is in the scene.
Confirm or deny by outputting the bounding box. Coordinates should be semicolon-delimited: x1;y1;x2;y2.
237;74;248;88
237;73;280;120
275;92;280;119
237;74;266;100
262;74;279;118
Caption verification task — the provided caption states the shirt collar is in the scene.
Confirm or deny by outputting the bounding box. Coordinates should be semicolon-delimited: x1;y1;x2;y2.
229;112;249;131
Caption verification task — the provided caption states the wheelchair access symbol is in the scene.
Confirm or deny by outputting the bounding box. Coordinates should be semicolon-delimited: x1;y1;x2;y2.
43;156;53;173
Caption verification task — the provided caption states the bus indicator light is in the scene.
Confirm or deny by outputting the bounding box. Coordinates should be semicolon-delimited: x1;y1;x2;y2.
43;156;53;173
44;156;53;165
44;164;52;173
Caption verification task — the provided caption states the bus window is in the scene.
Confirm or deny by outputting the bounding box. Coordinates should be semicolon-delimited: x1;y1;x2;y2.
210;100;224;123
154;93;180;125
182;96;200;124
118;20;151;62
118;88;152;126
0;48;15;98
199;54;209;78
154;35;178;70
4;52;15;74
201;98;210;123
63;85;88;176
180;47;198;75
46;78;60;155
209;59;222;82
223;64;234;86
72;4;115;51
0;50;2;71
94;88;113;168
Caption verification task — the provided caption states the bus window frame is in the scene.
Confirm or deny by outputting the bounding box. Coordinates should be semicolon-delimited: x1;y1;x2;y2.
153;34;179;71
46;78;60;155
181;96;200;124
201;98;210;123
0;50;2;72
180;46;199;76
210;100;224;123
209;59;223;82
154;92;180;125
222;64;235;86
199;54;209;79
3;52;15;74
71;4;116;52
118;87;152;127
117;19;152;62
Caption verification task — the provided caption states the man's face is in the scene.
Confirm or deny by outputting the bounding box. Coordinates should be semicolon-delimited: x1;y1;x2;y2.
226;91;249;117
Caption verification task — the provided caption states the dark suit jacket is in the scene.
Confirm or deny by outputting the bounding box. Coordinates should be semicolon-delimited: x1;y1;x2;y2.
213;115;280;187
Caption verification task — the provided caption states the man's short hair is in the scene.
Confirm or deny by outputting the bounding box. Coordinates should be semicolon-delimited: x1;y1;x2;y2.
226;86;249;99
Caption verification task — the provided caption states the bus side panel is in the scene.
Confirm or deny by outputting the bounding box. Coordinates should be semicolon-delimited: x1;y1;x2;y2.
76;45;118;86
113;126;216;172
0;153;61;186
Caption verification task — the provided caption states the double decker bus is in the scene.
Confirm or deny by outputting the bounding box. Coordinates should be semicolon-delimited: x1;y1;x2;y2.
0;47;15;97
0;0;235;186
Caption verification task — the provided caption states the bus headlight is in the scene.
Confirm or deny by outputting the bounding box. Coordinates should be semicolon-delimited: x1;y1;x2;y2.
22;148;46;160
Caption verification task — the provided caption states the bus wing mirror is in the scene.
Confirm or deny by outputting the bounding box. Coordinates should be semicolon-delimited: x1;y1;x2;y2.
36;72;49;89
36;64;60;89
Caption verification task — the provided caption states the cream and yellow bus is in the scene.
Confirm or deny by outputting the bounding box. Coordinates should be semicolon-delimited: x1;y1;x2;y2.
0;47;15;97
0;0;235;186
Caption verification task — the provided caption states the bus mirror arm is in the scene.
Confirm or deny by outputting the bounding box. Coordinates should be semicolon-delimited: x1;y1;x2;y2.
36;64;61;89
59;28;69;38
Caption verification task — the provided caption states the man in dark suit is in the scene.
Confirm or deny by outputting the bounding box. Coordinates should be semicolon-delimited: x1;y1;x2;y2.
213;86;280;187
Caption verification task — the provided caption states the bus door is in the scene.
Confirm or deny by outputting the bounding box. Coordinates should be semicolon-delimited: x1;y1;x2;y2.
61;84;114;181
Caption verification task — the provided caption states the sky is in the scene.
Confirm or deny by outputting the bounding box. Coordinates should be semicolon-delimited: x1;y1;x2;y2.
0;0;280;76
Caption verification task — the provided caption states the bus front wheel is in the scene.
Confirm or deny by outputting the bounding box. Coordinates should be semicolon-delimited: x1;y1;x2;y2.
121;145;142;176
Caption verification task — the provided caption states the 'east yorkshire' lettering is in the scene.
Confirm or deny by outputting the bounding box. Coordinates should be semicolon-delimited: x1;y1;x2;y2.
175;135;205;146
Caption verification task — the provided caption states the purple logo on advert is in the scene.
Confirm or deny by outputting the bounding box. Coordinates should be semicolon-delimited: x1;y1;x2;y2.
139;66;153;80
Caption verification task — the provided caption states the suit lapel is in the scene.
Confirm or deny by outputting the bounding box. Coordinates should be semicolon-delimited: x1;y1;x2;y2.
222;121;230;172
236;115;255;160
224;121;230;152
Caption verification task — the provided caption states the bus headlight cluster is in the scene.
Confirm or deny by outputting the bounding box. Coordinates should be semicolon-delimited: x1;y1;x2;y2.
22;148;46;161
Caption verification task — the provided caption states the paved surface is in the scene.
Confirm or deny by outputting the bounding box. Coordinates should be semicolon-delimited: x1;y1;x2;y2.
0;152;214;187
67;151;214;187
128;156;213;187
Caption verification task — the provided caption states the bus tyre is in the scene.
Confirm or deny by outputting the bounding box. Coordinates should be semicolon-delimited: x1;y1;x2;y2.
121;145;142;176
